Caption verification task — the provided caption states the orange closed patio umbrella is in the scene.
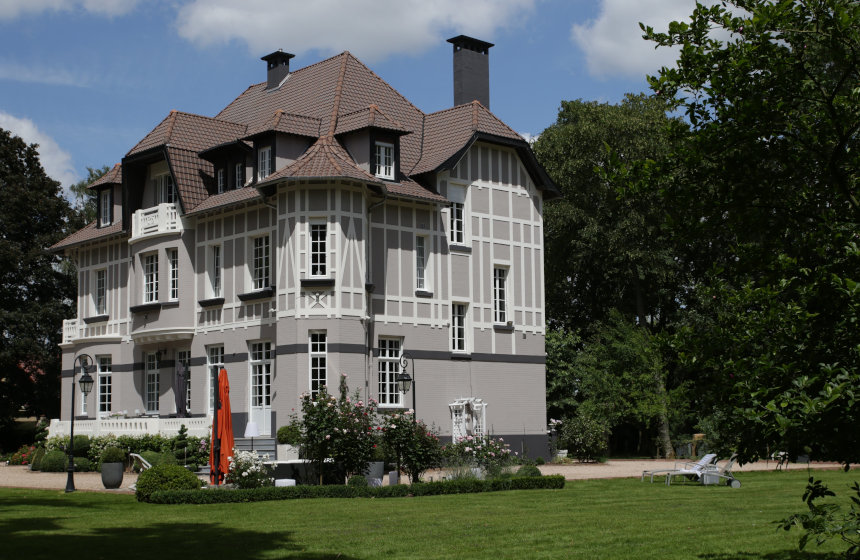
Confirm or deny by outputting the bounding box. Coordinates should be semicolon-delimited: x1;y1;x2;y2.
209;368;235;485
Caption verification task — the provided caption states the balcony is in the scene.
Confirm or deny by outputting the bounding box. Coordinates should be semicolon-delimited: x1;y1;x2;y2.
61;318;123;346
130;203;186;244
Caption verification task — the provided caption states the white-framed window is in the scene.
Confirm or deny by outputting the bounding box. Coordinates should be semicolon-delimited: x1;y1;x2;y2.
99;189;111;226
258;146;271;180
217;168;225;194
207;345;224;414
310;222;327;277
252;235;271;290
250;341;272;409
452;303;468;352
177;350;191;414
493;267;508;324
210;245;222;298
377;337;402;406
154;173;177;204
309;332;327;400
94;268;106;315
145;352;159;413
374;142;394;180
235;163;244;188
415;235;427;291
450;202;464;245
168;249;179;301
98;356;112;413
143;253;158;303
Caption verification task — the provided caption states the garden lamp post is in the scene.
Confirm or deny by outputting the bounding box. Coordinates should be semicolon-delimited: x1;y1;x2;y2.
396;352;416;422
65;353;94;493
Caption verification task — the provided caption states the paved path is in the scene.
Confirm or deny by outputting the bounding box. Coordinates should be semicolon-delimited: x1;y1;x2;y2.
0;458;838;493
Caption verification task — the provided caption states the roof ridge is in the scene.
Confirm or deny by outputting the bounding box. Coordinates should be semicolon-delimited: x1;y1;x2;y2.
343;53;426;117
327;53;350;137
472;100;522;139
165;110;179;144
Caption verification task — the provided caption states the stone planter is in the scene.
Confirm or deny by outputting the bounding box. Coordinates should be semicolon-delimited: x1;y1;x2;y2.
101;462;124;489
276;444;299;461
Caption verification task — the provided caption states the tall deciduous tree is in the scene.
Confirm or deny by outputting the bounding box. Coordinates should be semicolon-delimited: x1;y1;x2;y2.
642;0;860;465
69;165;111;224
0;128;77;431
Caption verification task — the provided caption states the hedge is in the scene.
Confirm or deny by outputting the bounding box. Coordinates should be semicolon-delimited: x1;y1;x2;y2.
146;475;565;504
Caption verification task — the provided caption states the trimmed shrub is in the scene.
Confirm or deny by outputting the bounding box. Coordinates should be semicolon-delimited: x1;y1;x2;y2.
99;446;126;469
347;475;368;487
41;450;69;472
135;464;202;502
516;464;543;477
146;474;566;504
140;450;176;468
535;456;545;465
75;457;94;472
276;423;301;445
559;412;610;463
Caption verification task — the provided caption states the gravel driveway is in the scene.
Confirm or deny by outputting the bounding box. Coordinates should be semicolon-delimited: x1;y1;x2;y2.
0;457;836;493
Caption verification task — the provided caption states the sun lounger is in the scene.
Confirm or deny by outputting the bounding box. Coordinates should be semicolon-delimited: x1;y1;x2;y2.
641;453;717;483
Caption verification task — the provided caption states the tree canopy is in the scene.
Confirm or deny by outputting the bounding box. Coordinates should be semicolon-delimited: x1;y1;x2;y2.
0;128;78;430
641;0;860;465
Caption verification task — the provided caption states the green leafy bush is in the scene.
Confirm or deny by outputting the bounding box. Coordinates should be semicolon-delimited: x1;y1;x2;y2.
146;475;566;504
381;411;442;483
100;446;126;465
225;450;274;489
135;464;202;502
40;450;68;472
141;450;176;468
347;475;368;487
516;464;543;477
75;457;94;472
276;423;301;445
559;412;610;462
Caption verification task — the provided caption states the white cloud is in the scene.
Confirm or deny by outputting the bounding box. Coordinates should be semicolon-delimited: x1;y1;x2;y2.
0;60;90;87
0;0;139;19
0;112;79;190
570;0;693;79
176;0;535;62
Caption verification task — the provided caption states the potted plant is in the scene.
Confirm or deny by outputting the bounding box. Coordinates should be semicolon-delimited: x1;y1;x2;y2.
100;446;126;489
276;423;301;461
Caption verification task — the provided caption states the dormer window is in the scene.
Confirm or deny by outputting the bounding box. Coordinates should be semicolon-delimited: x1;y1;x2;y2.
217;168;225;194
155;173;177;204
235;163;244;188
258;146;271;181
374;142;394;180
98;189;112;227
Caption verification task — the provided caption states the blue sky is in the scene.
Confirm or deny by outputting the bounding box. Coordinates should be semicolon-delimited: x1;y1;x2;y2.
0;0;694;195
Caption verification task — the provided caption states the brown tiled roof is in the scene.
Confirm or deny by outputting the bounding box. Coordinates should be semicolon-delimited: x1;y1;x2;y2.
410;101;524;175
246;110;321;138
127;111;247;156
386;178;447;203
88;163;122;189
185;186;263;216
166;146;212;212
49;220;125;251
262;136;381;185
334;104;409;136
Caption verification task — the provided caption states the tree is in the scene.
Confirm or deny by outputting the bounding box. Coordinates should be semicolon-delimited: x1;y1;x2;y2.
0;128;78;432
69;165;110;224
534;94;686;334
641;0;860;466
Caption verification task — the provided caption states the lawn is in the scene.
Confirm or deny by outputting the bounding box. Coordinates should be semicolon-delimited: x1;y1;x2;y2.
1;469;854;559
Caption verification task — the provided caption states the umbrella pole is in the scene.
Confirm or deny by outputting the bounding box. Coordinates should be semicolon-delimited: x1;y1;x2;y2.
213;375;220;486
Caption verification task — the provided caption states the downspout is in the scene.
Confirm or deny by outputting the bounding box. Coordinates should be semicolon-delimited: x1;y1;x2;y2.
364;185;388;402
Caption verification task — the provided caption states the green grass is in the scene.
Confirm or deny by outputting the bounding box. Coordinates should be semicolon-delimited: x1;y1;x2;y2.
1;469;855;559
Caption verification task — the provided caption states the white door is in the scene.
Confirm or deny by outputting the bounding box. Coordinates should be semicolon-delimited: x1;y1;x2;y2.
249;342;272;435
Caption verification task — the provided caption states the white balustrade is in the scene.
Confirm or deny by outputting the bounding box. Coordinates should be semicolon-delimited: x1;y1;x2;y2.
49;416;211;438
62;319;78;345
130;203;183;243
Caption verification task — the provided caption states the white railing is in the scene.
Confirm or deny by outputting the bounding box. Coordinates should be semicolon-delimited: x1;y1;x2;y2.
48;416;211;438
130;203;183;243
62;318;123;345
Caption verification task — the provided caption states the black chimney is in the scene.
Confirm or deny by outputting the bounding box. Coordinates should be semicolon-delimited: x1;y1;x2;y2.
447;35;494;109
261;50;295;90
